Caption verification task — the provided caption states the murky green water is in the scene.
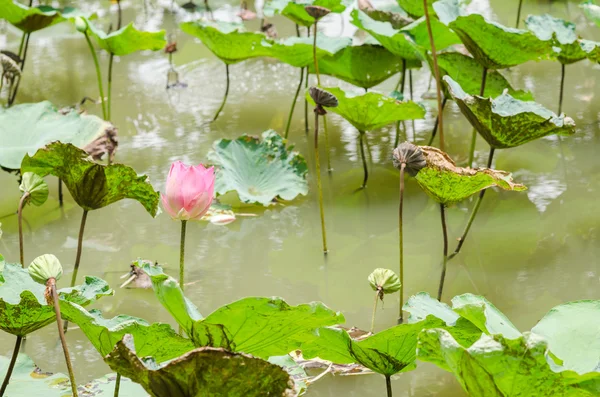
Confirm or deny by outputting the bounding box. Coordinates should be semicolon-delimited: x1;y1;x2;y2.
0;0;599;395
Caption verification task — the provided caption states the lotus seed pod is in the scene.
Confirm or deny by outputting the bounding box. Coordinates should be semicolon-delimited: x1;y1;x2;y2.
28;254;63;284
309;87;339;108
305;5;330;20
368;268;401;294
19;172;49;206
74;17;87;33
392;142;426;176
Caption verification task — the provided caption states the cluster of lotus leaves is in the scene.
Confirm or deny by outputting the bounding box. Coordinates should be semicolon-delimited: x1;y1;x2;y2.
263;0;350;27
0;1;87;33
444;76;576;148
21;142;160;215
306;86;425;131
207;130;309;206
0;101;111;170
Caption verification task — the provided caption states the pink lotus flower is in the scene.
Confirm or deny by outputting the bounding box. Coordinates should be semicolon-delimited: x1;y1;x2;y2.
161;161;215;221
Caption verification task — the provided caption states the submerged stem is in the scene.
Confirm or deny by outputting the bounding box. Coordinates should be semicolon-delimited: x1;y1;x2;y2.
427;97;448;146
180;220;187;291
398;163;405;324
558;63;565;115
386;375;393;397
0;336;23;397
17;192;30;267
358;130;368;188
213;64;230;122
314;113;328;254
423;0;444;151
467;67;487;168
284;67;304;139
83;31;107;120
370;290;379;334
437;204;448;301
50;279;78;397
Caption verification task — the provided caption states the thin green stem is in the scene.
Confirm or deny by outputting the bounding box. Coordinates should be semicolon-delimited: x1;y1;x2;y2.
83;31;107;120
180;220;187;290
468;67;487;167
516;0;523;28
304;28;310;135
313;22;320;85
314;113;328;254
114;374;121;397
17;192;30;267
69;210;89;288
213;64;230;122
558;63;565;115
398;163;405;324
107;53;115;121
427;97;448;146
17;33;26;59
8;33;30;106
50;279;78;397
386;375;393;397
285;67;304;139
437;204;448;301
370;290;379;334
423;0;444;150
358;130;368;188
58;178;63;206
0;336;23;397
322;114;332;172
395;60;406;92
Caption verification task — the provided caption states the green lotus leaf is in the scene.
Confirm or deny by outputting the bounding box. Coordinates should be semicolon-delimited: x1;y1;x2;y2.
359;2;413;29
207;130;308;206
414;146;526;205
0;353;148;397
19;172;49;207
417;330;600;396
396;0;439;18
531;300;600;374
0;262;112;336
0;101;111;170
0;1;84;33
266;35;351;68
142;265;344;359
444;76;576;148
21;142;160;215
402;16;461;52
268;355;308;395
310;44;421;89
306;86;425;131
263;0;349;27
106;335;293;397
581;1;600;27
180;21;271;64
450;293;521;339
85;19;166;56
434;52;534;100
581;39;600;63
60;302;195;362
525;14;591;64
448;14;552;69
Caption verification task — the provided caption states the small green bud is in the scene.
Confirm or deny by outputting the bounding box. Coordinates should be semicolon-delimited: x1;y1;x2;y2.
19;172;49;206
74;17;88;33
368;268;401;295
28;254;63;284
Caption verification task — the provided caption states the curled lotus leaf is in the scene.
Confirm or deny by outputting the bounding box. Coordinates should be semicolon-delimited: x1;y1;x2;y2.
105;335;294;397
85;19;166;56
392;142;426;176
21;142;159;215
0;1;85;33
304;5;330;19
207;130;308;206
19;172;49;207
0;262;112;336
368;268;401;295
0;101;111;170
306;86;425;131
448;14;552;69
444;76;576;148
358;0;413;29
414;146;526;205
28;254;62;284
580;1;600;27
417;330;600;397
263;0;349;27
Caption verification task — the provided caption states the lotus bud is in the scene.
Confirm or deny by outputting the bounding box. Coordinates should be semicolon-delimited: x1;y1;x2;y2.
305;5;331;20
392;142;426;176
19;172;49;207
161;161;215;221
28;254;63;285
309;87;338;115
368;268;401;300
74;17;88;33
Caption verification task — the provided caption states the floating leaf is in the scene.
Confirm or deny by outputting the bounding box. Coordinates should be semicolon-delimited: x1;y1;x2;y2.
263;0;349;27
417;330;600;397
414;146;526;205
85;19;166;56
531;300;600;374
0;262;112;336
444;76;576;148
207;130;308;206
19;172;49;207
310;44;421;89
266;35;351;68
448;14;552;69
21;142;160;216
106;335;293;397
0;101;111;170
0;1;82;33
306;86;425;131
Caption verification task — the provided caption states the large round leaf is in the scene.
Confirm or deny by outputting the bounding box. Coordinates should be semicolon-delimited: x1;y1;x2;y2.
306;86;425;131
106;335;293;397
414;146;526;205
0;1;82;33
207;130;308;206
263;0;350;27
86;19;166;56
0;101;110;170
21;142;160;215
444;76;576;148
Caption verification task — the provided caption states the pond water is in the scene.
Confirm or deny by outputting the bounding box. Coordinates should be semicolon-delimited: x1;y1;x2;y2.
0;0;599;395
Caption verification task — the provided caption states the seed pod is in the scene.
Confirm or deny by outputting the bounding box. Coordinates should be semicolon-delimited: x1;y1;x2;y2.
19;172;49;206
305;5;331;20
368;268;401;299
74;17;88;33
392;142;426;176
28;254;63;285
309;87;338;115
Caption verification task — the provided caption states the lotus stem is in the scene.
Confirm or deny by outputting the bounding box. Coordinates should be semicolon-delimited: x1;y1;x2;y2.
69;209;89;288
107;53;115;121
284;67;304;139
323;114;332;172
394;121;401;148
516;0;523;28
179;220;187;291
295;24;300;37
58;178;63;206
213;64;230;122
114;374;121;397
409;70;413;100
558;63;565;115
313;22;320;85
447;147;495;261
370;289;379;334
395;59;407;92
8;33;30;106
468;67;488;167
83;31;107;120
386;375;393;397
0;336;23;397
428;97;448;146
116;0;122;30
398;163;406;324
17;192;30;267
358;130;369;188
423;0;444;151
314;112;328;254
305;28;310;135
437;203;449;301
